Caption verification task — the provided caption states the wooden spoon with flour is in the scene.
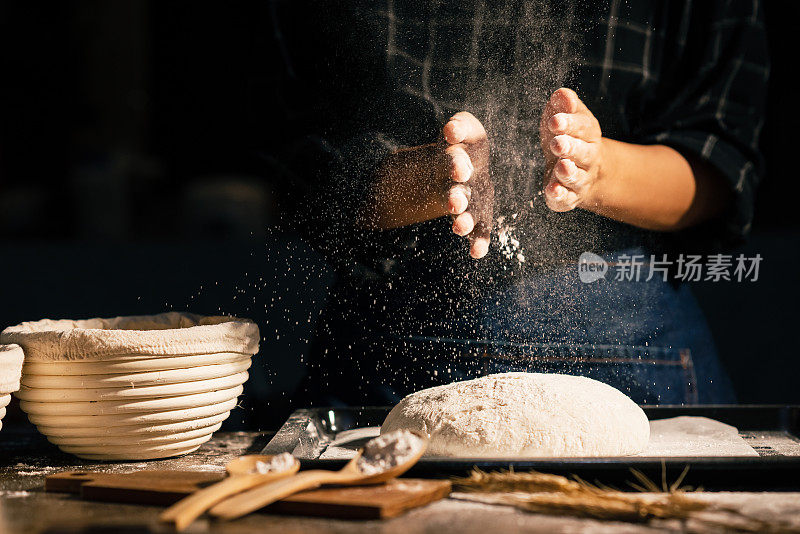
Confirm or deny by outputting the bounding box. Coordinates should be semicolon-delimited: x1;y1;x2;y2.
208;429;428;521
160;453;300;531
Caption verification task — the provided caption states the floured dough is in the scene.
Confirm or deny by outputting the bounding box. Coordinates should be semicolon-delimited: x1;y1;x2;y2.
381;372;649;457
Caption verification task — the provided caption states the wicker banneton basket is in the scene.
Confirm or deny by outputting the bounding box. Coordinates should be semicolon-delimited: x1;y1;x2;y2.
0;344;24;432
1;312;259;460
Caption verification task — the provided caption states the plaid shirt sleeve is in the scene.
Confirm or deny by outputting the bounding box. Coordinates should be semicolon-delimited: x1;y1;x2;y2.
632;1;769;244
269;1;769;272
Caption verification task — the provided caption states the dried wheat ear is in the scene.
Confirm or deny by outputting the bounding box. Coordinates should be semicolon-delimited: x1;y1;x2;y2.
451;468;800;533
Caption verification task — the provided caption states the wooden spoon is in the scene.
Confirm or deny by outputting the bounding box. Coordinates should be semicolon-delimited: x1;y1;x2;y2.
208;431;428;521
160;454;299;531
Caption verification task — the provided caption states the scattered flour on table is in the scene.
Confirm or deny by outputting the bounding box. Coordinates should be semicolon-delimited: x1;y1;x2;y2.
12;464;58;476
0;490;31;498
357;430;425;475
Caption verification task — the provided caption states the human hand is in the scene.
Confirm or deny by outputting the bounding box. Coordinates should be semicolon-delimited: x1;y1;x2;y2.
365;112;492;258
441;111;493;259
540;88;604;212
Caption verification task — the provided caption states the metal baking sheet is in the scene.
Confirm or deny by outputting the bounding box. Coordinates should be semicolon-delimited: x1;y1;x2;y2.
263;406;800;491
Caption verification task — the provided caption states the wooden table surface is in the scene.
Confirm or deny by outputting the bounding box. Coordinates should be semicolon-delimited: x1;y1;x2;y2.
2;429;800;533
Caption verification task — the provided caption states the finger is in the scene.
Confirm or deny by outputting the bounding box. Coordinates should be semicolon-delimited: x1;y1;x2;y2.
544;175;581;212
541;89;575;128
446;183;471;215
549;87;587;114
547;112;600;139
552;158;591;190
540;88;584;154
443;111;487;145
549;135;598;169
445;144;474;182
467;200;492;259
452;211;475;237
469;233;490;259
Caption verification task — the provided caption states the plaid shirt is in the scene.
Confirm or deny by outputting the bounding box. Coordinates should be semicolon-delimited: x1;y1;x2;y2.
270;0;768;278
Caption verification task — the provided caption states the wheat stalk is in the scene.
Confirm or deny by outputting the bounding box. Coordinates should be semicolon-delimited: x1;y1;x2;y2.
451;468;800;533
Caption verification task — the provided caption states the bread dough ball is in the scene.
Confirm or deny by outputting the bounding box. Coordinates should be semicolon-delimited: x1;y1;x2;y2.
381;372;649;457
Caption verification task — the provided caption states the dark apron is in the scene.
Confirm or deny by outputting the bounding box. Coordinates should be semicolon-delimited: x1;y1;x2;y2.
301;247;735;406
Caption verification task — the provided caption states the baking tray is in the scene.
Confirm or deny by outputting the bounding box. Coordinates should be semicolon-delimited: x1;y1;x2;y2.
263;406;800;491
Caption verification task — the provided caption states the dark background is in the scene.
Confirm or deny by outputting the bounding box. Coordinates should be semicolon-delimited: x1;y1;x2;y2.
1;2;797;431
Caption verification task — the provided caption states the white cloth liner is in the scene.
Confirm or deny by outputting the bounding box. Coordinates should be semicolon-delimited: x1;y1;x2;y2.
0;344;24;393
0;312;259;361
642;416;758;457
315;417;758;459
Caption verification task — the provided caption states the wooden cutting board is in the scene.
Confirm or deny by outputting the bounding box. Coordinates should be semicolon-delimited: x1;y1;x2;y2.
46;470;451;519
